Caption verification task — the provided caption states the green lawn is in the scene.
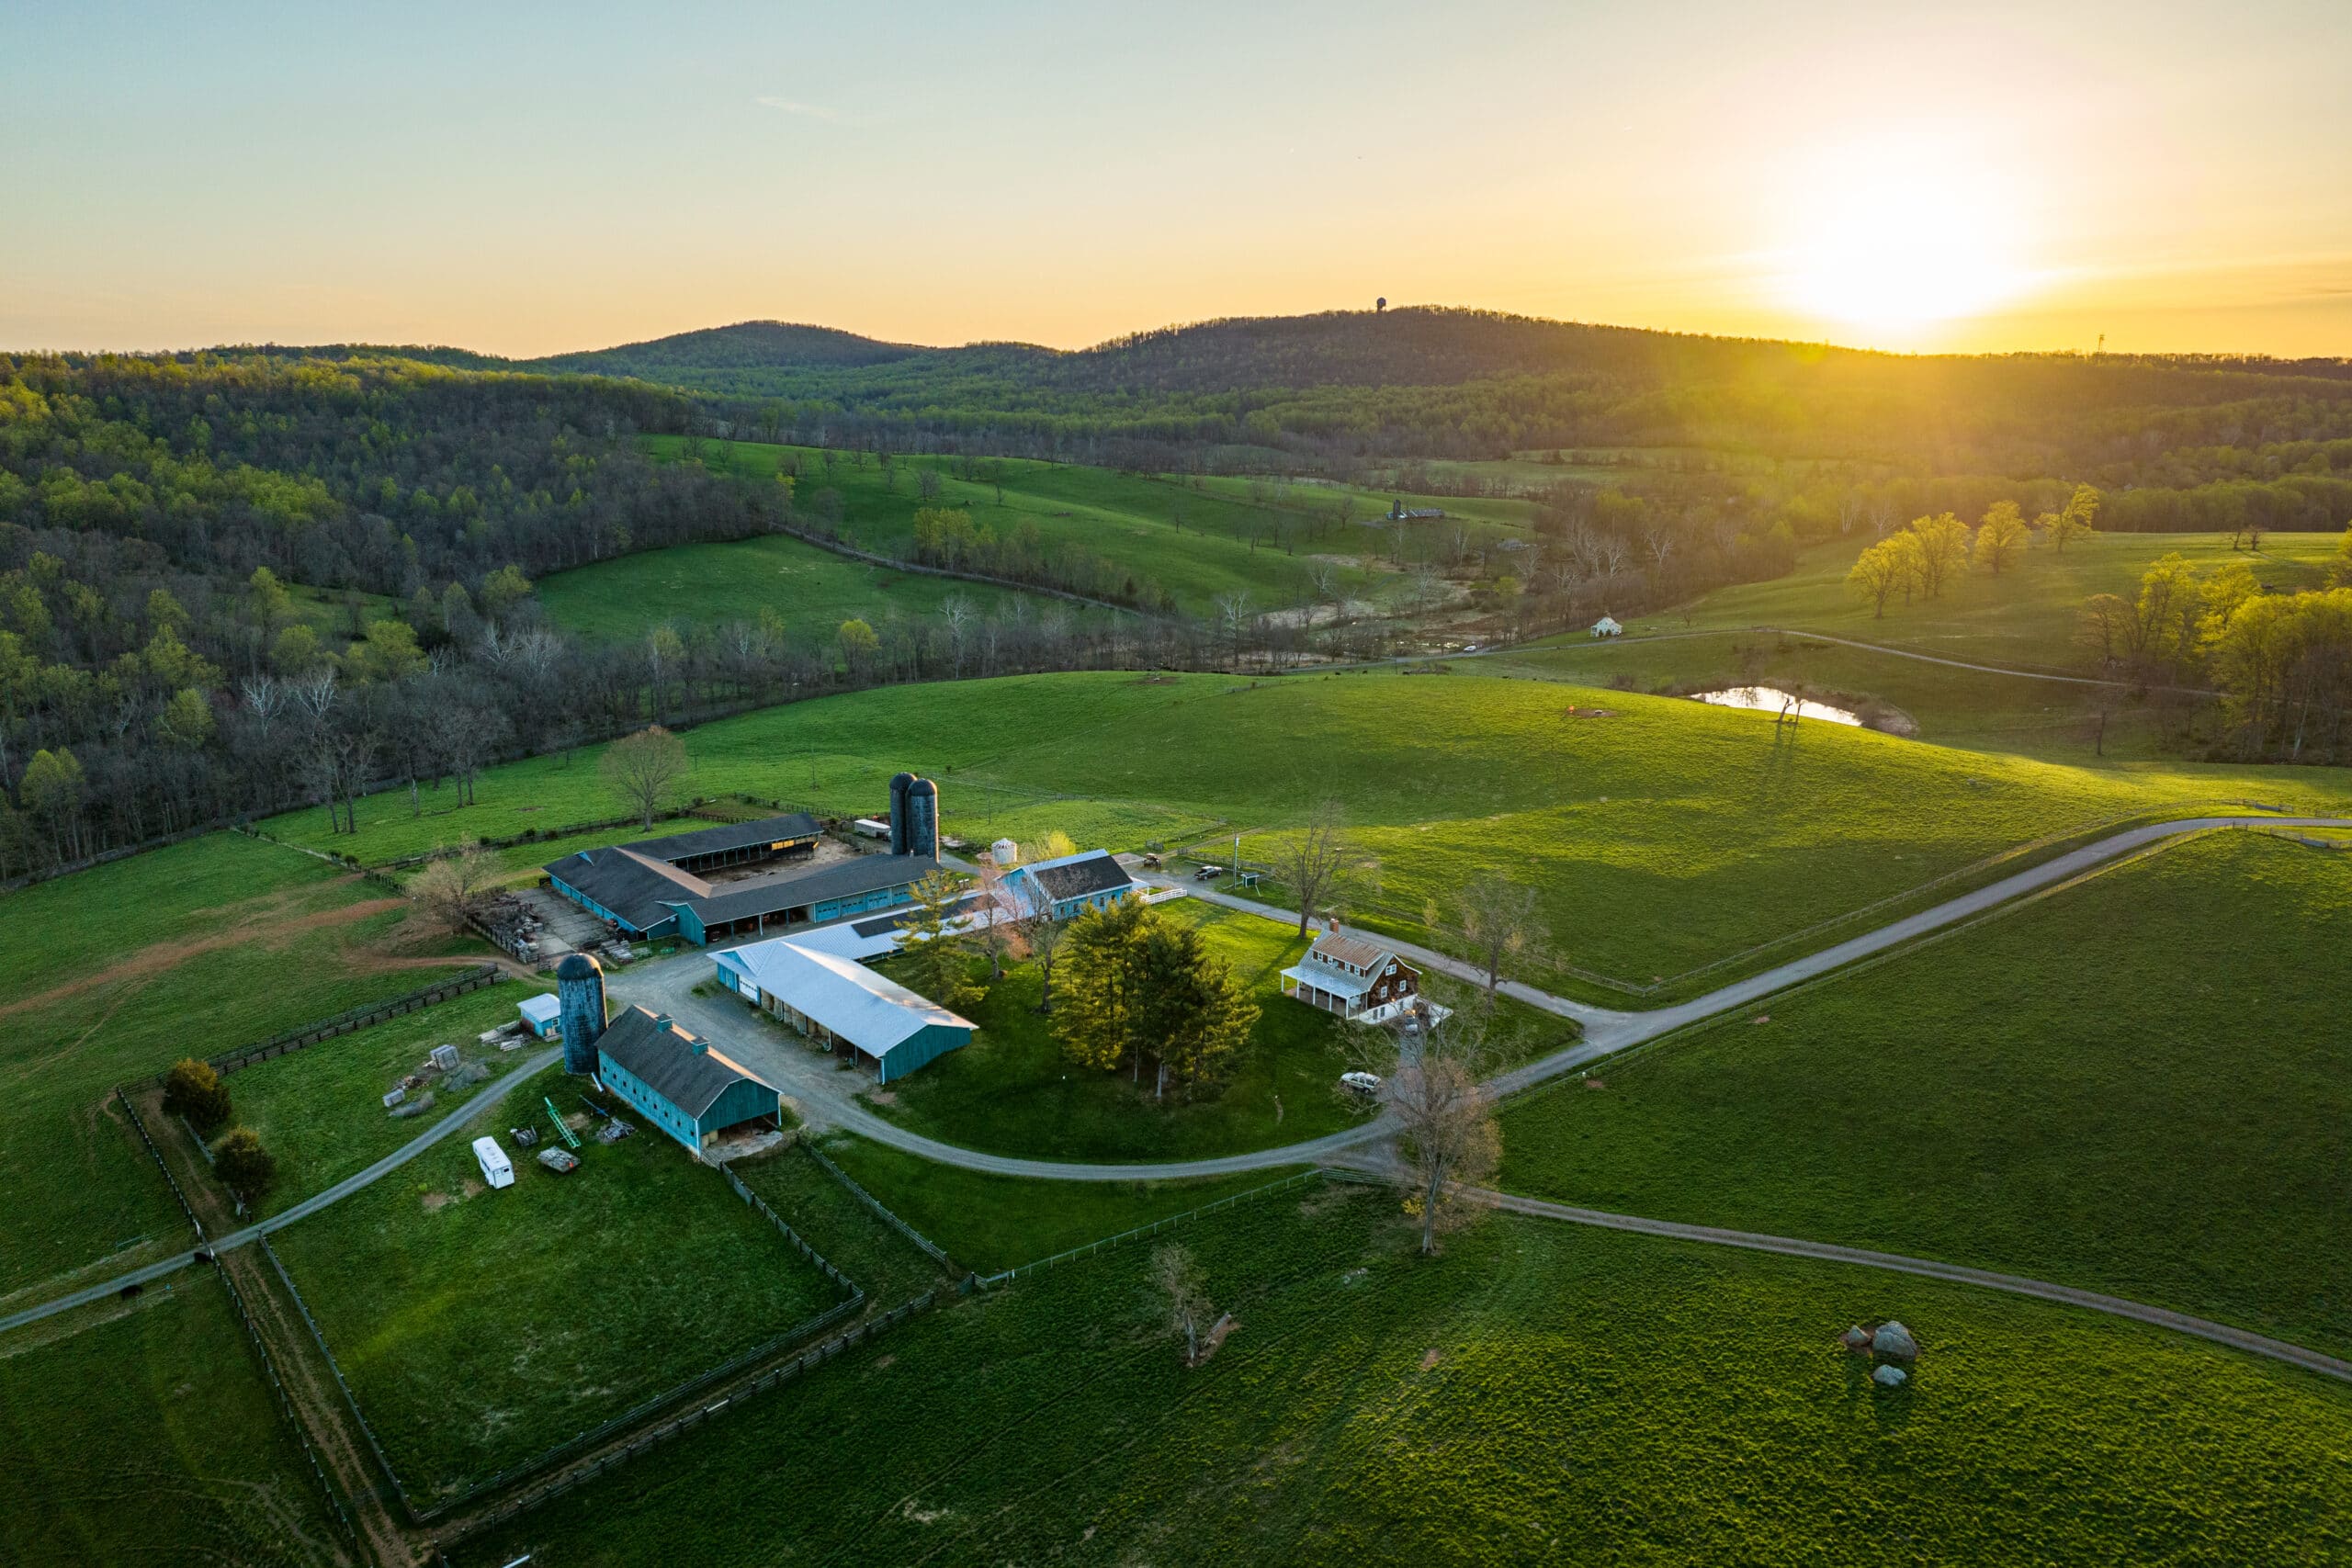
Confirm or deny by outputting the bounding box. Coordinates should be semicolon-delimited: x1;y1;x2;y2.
460;1188;2352;1566
254;669;2352;1001
220;983;552;1216
820;1134;1306;1275
267;1066;842;1503
865;900;1568;1161
1659;530;2341;671
0;832;481;1304
729;1140;954;1303
1498;829;2352;1357
537;527;1071;643
0;1280;345;1568
640;436;1387;617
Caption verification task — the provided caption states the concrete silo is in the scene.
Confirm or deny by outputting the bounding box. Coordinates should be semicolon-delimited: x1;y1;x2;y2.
888;772;916;855
900;776;939;860
555;953;607;1075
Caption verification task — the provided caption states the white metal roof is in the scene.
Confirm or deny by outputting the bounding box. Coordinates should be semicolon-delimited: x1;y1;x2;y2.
718;938;974;1058
518;994;560;1023
1281;962;1374;999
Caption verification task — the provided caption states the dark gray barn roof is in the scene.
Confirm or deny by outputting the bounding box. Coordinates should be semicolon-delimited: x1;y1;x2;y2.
1025;851;1134;904
630;813;822;864
688;854;941;926
594;1005;773;1119
546;846;710;931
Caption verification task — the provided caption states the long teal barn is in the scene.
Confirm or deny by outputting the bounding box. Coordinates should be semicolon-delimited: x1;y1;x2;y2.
590;1005;782;1157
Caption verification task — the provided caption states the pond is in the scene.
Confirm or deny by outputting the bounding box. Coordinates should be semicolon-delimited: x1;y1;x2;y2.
1690;686;1862;727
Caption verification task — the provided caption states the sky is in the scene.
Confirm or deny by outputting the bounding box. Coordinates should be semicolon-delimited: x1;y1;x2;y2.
5;0;2349;359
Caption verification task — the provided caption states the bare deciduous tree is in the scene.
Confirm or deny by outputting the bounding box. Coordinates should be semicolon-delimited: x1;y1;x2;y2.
1352;1006;1500;1256
1434;875;1544;1005
1281;800;1355;938
413;841;494;931
1150;1242;1213;1363
602;725;688;829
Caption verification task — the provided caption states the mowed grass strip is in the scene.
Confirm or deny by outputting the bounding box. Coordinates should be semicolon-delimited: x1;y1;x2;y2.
0;832;478;1301
0;1279;345;1568
224;984;554;1216
269;1067;839;1501
462;1189;2352;1567
1499;829;2352;1357
254;669;2352;997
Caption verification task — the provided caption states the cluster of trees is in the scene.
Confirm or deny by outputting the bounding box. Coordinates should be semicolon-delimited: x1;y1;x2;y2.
163;1057;276;1205
905;506;1172;610
1054;897;1261;1100
2080;530;2352;761
1846;489;2101;616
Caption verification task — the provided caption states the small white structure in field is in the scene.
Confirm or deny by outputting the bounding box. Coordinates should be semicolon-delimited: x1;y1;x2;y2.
991;837;1019;866
430;1043;460;1072
517;994;562;1040
852;817;891;840
1590;615;1623;638
472;1135;515;1190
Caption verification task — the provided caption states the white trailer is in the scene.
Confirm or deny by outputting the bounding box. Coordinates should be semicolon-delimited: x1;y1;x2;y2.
472;1134;515;1190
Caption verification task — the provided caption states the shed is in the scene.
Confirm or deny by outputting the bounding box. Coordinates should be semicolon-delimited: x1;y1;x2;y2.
472;1135;515;1190
517;994;562;1040
714;938;976;1083
1590;615;1623;638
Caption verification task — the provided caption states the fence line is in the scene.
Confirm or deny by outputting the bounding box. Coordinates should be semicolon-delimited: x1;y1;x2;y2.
115;1087;207;1246
982;1168;1329;1284
723;1164;861;1299
214;1258;364;1551
800;1142;957;1273
260;1236;412;1511
430;1290;939;1555
198;965;503;1077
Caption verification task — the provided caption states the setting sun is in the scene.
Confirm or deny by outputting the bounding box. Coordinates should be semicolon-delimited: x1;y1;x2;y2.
1775;136;2038;340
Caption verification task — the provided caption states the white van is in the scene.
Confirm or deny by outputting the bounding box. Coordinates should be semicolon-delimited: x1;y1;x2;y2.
472;1135;515;1190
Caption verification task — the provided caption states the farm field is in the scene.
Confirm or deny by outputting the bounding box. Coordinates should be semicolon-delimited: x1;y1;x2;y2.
1659;530;2341;671
0;832;480;1304
0;1278;345;1568
222;983;552;1216
266;1066;842;1503
640;434;1386;616
868;900;1569;1161
254;669;2352;1000
729;1140;954;1302
459;1186;2352;1566
1498;829;2352;1358
820;1134;1305;1275
537;526;1076;643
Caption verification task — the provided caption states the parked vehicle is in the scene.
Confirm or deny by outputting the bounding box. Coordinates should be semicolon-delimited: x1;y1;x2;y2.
1193;864;1224;881
1340;1071;1383;1097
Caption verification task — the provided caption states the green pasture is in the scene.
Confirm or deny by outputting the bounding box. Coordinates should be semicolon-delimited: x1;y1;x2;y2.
255;670;2352;1001
267;1066;840;1502
0;832;475;1303
1499;829;2352;1357
463;1188;2352;1566
729;1140;953;1303
819;1133;1314;1276
1659;530;2341;671
222;984;553;1216
644;435;1386;615
0;1280;345;1568
536;527;1072;643
868;899;1566;1161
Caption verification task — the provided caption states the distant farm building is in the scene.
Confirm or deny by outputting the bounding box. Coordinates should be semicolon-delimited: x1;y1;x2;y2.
1590;615;1623;638
517;993;561;1040
594;1004;785;1158
1383;500;1448;523
714;938;975;1084
545;785;944;946
1004;849;1135;921
1280;928;1423;1023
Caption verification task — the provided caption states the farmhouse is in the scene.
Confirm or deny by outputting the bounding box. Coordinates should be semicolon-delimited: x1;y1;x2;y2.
714;938;975;1084
593;1004;785;1157
1591;615;1623;638
1279;928;1423;1023
545;789;944;946
1003;849;1135;921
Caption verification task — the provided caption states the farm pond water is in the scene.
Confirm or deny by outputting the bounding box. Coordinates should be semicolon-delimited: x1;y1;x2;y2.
1690;686;1863;727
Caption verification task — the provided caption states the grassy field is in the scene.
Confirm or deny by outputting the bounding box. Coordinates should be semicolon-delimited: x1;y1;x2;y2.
1658;530;2341;671
461;1187;2352;1566
639;435;1386;617
268;1066;841;1502
537;526;1075;643
729;1140;954;1302
0;1279;345;1568
867;900;1570;1161
254;669;2352;999
0;832;484;1305
1498;829;2352;1357
820;1134;1306;1275
221;984;552;1216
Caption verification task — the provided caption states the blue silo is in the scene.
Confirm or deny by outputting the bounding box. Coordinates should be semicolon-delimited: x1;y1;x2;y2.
901;776;939;860
888;772;915;855
556;953;607;1075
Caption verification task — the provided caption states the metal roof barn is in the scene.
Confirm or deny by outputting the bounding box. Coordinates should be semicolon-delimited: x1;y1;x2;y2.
714;938;975;1083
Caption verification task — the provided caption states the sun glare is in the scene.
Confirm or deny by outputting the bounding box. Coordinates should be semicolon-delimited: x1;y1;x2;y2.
1775;137;2036;342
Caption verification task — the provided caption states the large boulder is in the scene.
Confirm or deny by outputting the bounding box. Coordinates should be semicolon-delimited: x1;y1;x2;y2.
1872;1363;1909;1389
1871;1322;1919;1360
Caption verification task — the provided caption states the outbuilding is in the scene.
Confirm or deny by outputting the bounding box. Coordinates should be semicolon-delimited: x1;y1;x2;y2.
1003;849;1135;922
472;1135;515;1190
714;938;975;1083
1590;615;1623;638
593;1005;786;1159
517;993;562;1040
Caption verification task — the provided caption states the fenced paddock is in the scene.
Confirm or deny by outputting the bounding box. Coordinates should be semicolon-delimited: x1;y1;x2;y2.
205;964;503;1076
